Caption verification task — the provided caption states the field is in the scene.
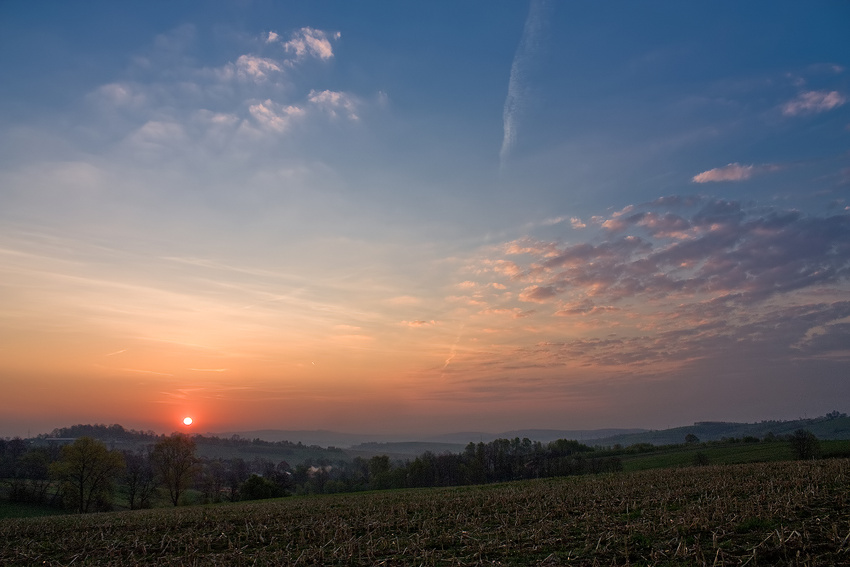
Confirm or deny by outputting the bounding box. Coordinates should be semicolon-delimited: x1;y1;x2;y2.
3;459;850;566
616;439;850;472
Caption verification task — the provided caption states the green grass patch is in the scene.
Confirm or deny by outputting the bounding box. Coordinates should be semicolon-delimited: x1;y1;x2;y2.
620;440;794;471
0;501;65;519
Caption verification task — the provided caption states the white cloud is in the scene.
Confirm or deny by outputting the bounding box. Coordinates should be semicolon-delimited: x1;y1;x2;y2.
782;90;846;116
309;90;360;120
500;0;551;169
283;27;340;61
235;55;283;81
123;121;188;156
249;100;306;132
93;83;147;108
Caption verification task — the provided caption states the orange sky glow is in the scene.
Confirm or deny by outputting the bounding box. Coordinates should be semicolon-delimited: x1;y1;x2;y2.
2;3;848;439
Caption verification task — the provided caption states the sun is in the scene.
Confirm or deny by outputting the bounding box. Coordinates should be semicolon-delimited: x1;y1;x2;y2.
182;416;193;426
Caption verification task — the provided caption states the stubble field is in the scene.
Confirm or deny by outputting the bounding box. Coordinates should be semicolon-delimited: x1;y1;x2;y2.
3;459;850;566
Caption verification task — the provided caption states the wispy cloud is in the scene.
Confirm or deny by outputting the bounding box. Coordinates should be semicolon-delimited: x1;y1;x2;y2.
234;54;283;81
248;99;306;132
782;90;846;116
692;163;781;183
118;368;174;377
456;198;850;376
404;320;437;327
500;0;551;169
82;25;364;152
308;90;360;120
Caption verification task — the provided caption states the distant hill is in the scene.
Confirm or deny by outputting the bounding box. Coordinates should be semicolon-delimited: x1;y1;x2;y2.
585;413;850;447
222;428;648;448
221;415;850;450
218;430;409;448
27;413;850;457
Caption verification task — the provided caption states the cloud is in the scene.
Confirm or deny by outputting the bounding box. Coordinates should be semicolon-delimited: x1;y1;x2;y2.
248;100;306;132
308;90;360;120
692;163;782;183
234;55;283;81
782;90;846;116
519;285;559;303
93;83;147;108
281;27;340;61
79;24;368;154
404;320;437;327
479;199;850;310
692;163;755;183
500;0;551;169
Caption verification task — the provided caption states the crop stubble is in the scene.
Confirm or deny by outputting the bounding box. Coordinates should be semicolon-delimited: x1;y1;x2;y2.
2;459;849;565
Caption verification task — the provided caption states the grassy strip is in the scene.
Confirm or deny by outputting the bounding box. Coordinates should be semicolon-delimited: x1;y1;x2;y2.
620;439;850;471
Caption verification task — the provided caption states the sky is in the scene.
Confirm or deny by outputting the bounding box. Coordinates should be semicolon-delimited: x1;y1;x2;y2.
1;1;849;438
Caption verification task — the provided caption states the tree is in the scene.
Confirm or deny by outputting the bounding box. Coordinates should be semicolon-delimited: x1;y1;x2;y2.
226;457;250;501
15;449;52;503
684;433;700;444
240;474;285;500
123;448;157;509
789;429;820;460
50;437;125;513
152;434;198;506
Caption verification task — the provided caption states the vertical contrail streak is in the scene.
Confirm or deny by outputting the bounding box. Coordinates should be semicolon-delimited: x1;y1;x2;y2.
441;324;465;379
500;0;550;170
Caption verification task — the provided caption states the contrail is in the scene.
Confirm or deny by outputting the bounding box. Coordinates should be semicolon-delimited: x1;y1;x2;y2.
441;324;465;378
500;0;550;170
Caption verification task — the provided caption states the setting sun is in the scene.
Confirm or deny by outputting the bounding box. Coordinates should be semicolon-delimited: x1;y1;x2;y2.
183;417;193;426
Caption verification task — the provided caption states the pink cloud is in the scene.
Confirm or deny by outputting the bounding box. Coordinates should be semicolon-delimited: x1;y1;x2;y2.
235;55;282;81
283;28;340;61
692;163;755;183
404;320;437;327
308;90;360;120
519;285;559;303
782;90;845;116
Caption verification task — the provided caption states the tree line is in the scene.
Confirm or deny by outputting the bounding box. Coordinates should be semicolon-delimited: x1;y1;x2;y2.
0;427;831;513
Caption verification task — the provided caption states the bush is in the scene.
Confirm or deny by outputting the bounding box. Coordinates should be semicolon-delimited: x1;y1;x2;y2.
239;474;286;500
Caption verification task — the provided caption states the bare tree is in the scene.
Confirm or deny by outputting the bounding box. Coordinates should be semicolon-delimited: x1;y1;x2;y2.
789;429;820;460
151;434;198;506
123;448;157;509
50;437;125;513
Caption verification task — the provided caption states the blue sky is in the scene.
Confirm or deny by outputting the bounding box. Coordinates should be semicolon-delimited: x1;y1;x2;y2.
1;1;848;437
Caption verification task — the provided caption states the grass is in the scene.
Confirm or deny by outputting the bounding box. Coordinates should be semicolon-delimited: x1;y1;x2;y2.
3;459;850;565
0;501;65;520
620;439;850;471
